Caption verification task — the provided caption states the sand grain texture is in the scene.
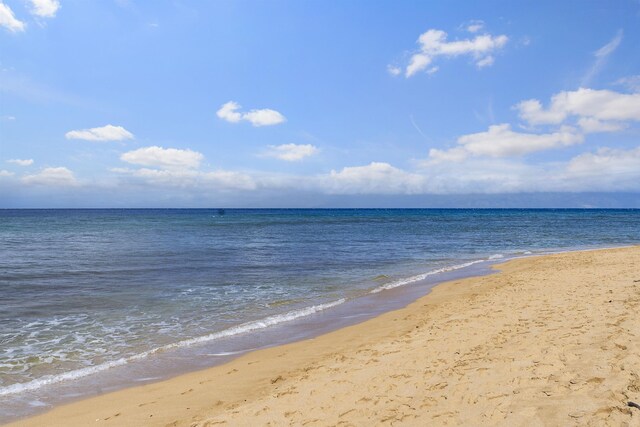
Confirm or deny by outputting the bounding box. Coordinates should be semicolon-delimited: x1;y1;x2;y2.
10;246;640;426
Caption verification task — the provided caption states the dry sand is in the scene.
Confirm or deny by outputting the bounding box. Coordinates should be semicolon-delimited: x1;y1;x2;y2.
10;246;640;426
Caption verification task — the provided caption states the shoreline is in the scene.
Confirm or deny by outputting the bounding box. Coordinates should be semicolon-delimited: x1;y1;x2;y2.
9;245;640;426
0;255;502;423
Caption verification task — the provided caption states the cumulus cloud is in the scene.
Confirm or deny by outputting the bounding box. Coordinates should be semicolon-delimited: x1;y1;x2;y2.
120;146;203;170
415;158;541;194
576;117;625;133
0;169;14;177
66;125;134;142
243;109;286;127
112;167;257;191
399;28;508;77
564;146;640;189
28;0;60;18
426;147;469;163
428;124;583;161
458;124;583;157
421;83;639;191
216;101;242;123
114;145;256;190
7;158;34;166
0;2;26;32
324;149;640;194
117;148;640;195
515;88;640;129
322;162;427;194
22;167;78;186
418;145;640;194
264;144;319;161
216;101;286;127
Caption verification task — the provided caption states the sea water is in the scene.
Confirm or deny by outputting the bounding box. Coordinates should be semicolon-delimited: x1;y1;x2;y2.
1;208;639;421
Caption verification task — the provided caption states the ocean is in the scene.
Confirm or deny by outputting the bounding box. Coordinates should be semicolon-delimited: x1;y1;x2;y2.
1;208;639;422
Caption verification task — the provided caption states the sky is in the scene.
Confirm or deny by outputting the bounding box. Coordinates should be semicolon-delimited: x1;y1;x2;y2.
1;0;640;207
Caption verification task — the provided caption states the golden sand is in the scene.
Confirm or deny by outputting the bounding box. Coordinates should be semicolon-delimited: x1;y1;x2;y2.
10;246;640;426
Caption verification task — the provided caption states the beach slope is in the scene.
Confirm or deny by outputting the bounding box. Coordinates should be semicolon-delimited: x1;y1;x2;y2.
11;246;640;426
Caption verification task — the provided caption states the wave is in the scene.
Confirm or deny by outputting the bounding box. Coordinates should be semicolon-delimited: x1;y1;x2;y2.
0;298;346;397
370;259;490;293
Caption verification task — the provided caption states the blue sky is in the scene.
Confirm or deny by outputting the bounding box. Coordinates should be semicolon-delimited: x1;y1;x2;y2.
1;0;640;207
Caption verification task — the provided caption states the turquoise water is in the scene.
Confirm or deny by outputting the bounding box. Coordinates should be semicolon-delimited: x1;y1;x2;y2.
1;208;639;421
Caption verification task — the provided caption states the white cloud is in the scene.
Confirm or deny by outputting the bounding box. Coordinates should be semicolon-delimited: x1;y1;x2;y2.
283;148;640;195
476;55;494;68
66;125;134;142
22;167;78;186
199;170;256;190
323;162;427;194
216;101;286;127
243;109;286;127
416;157;542;194
0;169;14;177
112;167;257;191
417;145;640;194
216;101;243;123
0;3;26;32
120;146;203;170
428;124;583;161
576;117;625;133
7;158;34;166
402;28;508;77
582;30;623;86
614;75;640;93
1;115;16;121
465;20;485;33
459;124;583;157
264;144;319;161
426;147;468;163
565;146;640;178
516;88;640;127
558;146;640;191
515;99;566;125
406;53;432;78
28;0;60;18
116;146;257;191
387;65;401;76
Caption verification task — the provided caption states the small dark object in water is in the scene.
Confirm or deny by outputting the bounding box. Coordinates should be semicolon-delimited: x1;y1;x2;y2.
217;209;226;216
628;401;640;410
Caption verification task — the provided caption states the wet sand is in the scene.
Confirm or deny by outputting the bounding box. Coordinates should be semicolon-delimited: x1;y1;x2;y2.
10;246;640;426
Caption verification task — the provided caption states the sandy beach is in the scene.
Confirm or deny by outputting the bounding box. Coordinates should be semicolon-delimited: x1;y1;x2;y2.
10;246;640;426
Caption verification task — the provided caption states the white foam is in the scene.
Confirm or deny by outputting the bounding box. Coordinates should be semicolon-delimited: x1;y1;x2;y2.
488;254;504;260
370;259;487;293
206;350;248;357
133;376;162;382
0;298;346;397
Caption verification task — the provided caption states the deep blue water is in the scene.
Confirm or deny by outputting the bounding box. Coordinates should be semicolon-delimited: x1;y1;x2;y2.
0;208;639;420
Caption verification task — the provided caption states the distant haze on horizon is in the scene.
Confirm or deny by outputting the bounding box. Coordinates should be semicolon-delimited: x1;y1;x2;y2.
1;0;640;208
